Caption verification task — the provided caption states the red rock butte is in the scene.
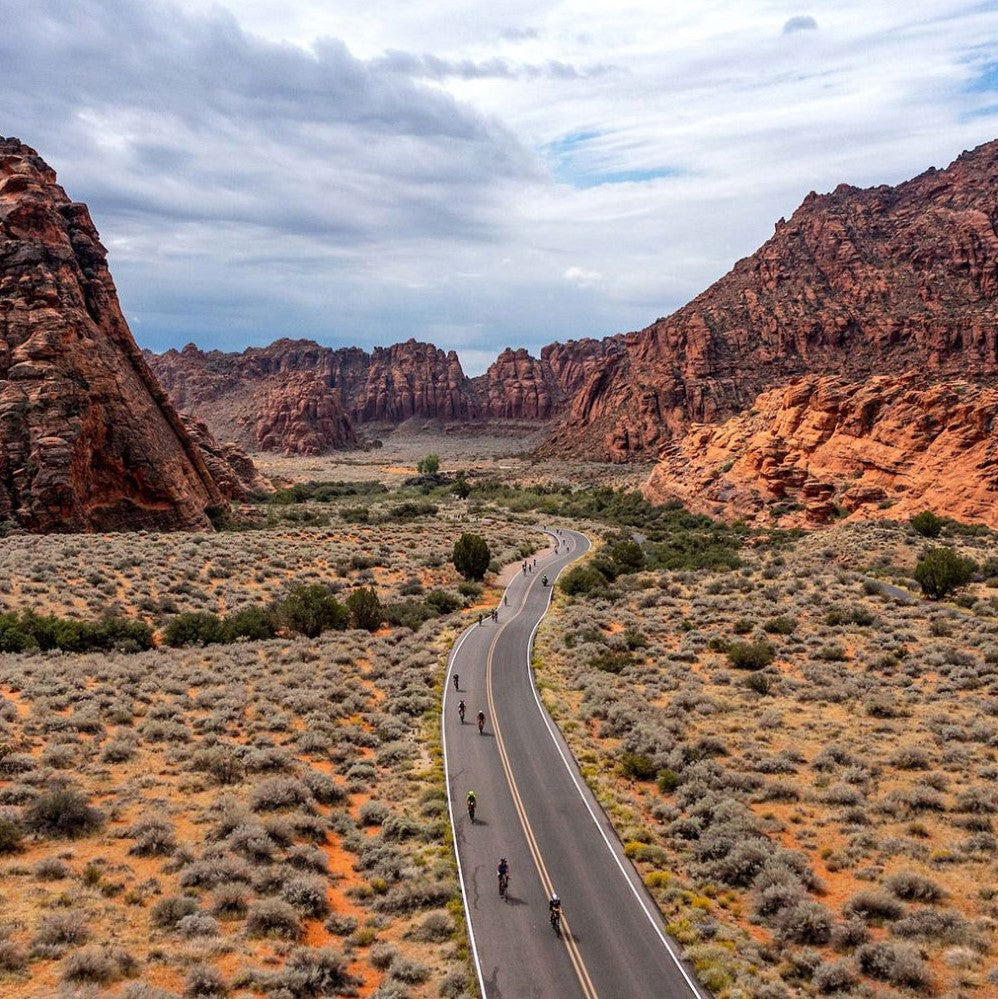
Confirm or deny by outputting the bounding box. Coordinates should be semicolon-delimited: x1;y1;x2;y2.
0;138;259;531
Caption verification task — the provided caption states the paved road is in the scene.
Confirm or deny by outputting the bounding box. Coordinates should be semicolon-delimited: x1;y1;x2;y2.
443;529;708;999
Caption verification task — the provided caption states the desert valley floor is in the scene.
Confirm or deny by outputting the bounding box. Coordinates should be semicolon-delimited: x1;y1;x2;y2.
1;433;997;999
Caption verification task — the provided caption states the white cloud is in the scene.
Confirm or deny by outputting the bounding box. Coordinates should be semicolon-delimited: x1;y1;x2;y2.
3;0;998;370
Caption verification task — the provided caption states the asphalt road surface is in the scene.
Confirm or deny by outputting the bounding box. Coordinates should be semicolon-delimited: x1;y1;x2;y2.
443;529;708;999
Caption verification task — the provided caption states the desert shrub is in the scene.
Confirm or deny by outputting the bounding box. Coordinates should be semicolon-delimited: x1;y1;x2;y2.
250;776;313;812
911;510;944;538
893;906;969;942
424;589;462;614
620;752;657;780
843;890;904;922
763;616;796;635
151;895;200;929
279;585;349;637
812;959;857;993
914;547;976;599
282;875;330;918
246;898;303;939
856;941;932;990
184;964;229;998
727;640;775;670
775;900;834;944
24;786;103;838
176;913;221;938
452;533;491;581
884;871;945;902
60;946;119;984
559;565;610;596
163;612;227;647
0;940;27;970
407;911;454;942
211;884;249;919
224;605;276;641
0;816;23;854
347;587;384;632
127;814;176;856
34;911;91;947
273;947;353;997
34;857;70;880
387;957;430;984
830;918;869;950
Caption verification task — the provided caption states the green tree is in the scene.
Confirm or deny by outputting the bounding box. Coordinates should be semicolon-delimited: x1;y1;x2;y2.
346;587;384;632
914;547;976;600
163;612;227;648
453;472;471;499
417;454;440;476
452;533;491;581
224;605;277;642
279;584;349;637
911;510;944;538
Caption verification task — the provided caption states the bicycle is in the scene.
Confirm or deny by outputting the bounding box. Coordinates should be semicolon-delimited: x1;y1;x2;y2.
458;700;466;724
477;711;485;735
498;871;509;899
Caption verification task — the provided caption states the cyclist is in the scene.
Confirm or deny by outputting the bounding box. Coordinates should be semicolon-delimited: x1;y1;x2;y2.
478;613;483;626
541;574;548;586
458;699;466;723
466;790;476;821
477;710;485;734
549;893;562;930
453;673;459;691
497;857;510;897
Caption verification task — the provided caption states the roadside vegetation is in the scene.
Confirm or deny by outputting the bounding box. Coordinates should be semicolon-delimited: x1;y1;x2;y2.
535;515;998;996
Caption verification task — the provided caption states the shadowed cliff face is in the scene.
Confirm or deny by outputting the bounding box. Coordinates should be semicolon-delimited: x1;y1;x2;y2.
643;374;998;528
0;138;238;532
544;138;998;461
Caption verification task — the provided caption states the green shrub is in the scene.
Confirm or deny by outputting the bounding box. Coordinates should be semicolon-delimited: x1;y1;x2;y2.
911;510;944;538
279;585;349;637
224;605;276;641
453;533;491;581
346;587;384;632
163;612;227;648
0;816;23;854
763;616;796;635
914;547;976;599
726;640;775;670
620;752;657;781
558;565;609;596
424;590;462;614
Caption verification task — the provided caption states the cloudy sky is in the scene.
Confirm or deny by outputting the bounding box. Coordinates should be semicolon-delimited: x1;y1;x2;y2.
4;1;998;372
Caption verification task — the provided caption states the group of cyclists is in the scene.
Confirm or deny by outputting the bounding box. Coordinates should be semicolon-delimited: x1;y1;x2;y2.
456;533;567;933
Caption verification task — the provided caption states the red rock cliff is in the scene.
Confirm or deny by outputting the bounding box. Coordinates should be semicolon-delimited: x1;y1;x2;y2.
547;138;998;460
643;373;998;528
0;138;229;532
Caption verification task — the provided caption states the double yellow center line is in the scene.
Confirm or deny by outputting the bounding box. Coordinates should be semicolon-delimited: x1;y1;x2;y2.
484;598;600;999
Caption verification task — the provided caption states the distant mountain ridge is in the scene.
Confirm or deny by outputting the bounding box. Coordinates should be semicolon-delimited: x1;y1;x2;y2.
147;337;618;453
151;138;998;472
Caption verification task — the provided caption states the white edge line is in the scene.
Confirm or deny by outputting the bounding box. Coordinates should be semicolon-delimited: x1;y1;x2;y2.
443;559;528;999
528;528;707;999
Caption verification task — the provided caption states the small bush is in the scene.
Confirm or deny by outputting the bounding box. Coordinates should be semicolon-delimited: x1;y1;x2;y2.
24;787;103;838
884;871;945;902
163;612;227;648
246;898;303;939
911;510;944;538
775;900;834;944
620;752;657;781
184;964;229;998
0;816;23;854
151;895;200;929
60;946;119;985
279;584;349;637
844;890;904;922
856;941;932;990
727;640;775;670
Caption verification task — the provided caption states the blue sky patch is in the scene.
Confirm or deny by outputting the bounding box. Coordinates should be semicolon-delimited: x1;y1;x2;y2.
544;130;682;188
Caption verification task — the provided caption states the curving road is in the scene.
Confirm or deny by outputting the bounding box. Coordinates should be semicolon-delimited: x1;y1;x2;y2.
443;529;709;999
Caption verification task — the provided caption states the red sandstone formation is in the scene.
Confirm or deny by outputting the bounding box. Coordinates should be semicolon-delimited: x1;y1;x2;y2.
0;138;229;532
179;417;272;501
148;336;614;453
255;374;356;454
643;374;998;528
546;138;998;460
